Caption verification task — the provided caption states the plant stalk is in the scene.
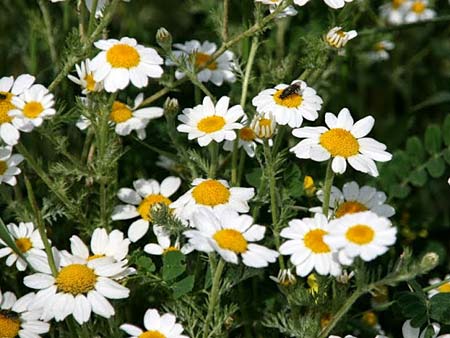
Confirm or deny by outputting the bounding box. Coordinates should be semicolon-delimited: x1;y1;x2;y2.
322;159;335;216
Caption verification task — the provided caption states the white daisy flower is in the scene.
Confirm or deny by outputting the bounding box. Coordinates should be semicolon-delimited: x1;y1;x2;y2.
252;80;323;128
290;108;392;177
0;290;50;338
184;207;279;267
10;84;56;131
120;308;188;338
168;40;236;86
24;249;130;324
427;274;450;298
84;0;131;18
379;0;409;25
325;27;358;49
170;178;254;222
280;213;341;277
404;0;435;22
402;320;441;338
68;59;103;94
250;112;277;139
144;225;193;256
314;181;395;218
90;37;163;92
112;177;182;242
294;0;353;9
255;0;298;18
0;221;46;272
366;41;395;62
177;96;244;147
325;211;397;264
0;74;35;145
0;146;24;186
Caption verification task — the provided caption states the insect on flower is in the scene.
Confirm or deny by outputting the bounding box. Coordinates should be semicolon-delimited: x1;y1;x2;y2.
279;81;303;100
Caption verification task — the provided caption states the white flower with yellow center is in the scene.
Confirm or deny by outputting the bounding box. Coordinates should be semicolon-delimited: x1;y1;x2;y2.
90;37;163;92
10;84;55;131
325;27;358;49
177;96;244;146
250;112;277;139
68;59;103;94
0;222;46;272
254;0;298;18
170;178;255;221
290;108;392;176
0;290;50;338
144;225;193;256
314;181;395;218
168;40;236;86
184;208;279;267
0;75;35;145
427;274;450;298
252;80;323;128
112;177;182;242
367;41;395;62
24;249;130;324
325;211;397;264
120;308;188;338
279;213;341;277
404;0;435;22
0;146;24;186
294;0;353;9
379;0;409;25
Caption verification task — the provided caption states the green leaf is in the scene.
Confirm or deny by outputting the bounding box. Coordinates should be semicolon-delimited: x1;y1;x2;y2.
390;184;411;199
136;256;156;273
426;157;445;178
443;115;450;146
424;125;442;154
162;251;186;281
423;324;438;338
283;164;302;198
395;291;428;328
443;148;450;165
409;168;427;187
391;151;411;179
245;167;262;188
172;275;195;298
406;137;426;166
412;92;450;112
430;293;450;324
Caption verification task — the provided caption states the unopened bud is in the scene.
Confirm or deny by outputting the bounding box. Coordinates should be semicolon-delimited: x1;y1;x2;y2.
421;252;439;271
164;97;179;115
156;27;172;51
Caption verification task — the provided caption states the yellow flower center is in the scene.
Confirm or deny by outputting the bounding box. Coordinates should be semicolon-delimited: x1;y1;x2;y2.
23;101;44;119
15;238;32;253
320;313;332;329
0;311;20;338
259;118;272;127
139;331;166;338
362;311;378;327
191;180;230;206
438;283;450;293
239;127;255;141
307;273;319;295
345;224;375;245
273;89;303;108
56;264;97;295
213;229;248;253
194;52;217;70
335;201;368;218
303;176;316;196
84;74;96;92
137;194;172;221
110;101;133;123
304;229;331;253
106;44;141;68
319;128;360;158
411;1;425;13
163;246;179;254
374;42;385;51
392;0;405;8
197;116;226;133
87;254;106;261
0;92;14;124
0;161;7;175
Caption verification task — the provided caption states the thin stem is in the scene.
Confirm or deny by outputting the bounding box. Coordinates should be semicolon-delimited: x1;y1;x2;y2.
423;277;450;293
132;136;177;160
37;0;58;66
222;0;229;42
77;0;86;41
322;159;335;216
208;142;219;178
24;176;58;277
194;86;201;105
202;258;226;338
87;0;99;35
0;217;30;267
237;149;246;186
138;78;188;108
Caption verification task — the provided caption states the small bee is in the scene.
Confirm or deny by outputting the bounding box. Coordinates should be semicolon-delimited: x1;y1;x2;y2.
0;309;20;321
0;93;7;100
279;81;303;99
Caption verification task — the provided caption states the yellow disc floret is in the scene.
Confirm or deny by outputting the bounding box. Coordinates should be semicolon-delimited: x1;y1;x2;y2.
88;254;106;261
304;229;331;253
110;101;133;123
139;331;166;338
438;283;450;293
411;1;425;13
15;238;32;253
213;229;248;253
239;127;255;141
191;180;230;206
273;89;303;108
23;101;44;119
0;161;7;175
197;116;226;133
84;74;96;92
335;201;368;218
0;92;14;124
392;0;405;8
0;311;20;338
319;128;360;158
106;44;141;68
194;52;217;70
345;224;375;245
137;194;172;221
163;246;179;254
56;264;97;295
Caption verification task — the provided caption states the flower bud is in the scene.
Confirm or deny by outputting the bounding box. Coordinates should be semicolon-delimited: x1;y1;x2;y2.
156;27;172;51
421;252;439;271
164;97;179;116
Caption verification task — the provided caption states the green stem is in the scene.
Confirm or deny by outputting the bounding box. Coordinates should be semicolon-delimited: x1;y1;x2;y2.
24;176;58;277
222;0;229;42
77;0;86;41
208;142;219;178
0;217;30;267
194;86;201;105
87;0;99;35
202;258;226;338
237;149;246;186
322;159;335;216
423;277;450;293
132;136;177;160
37;0;58;66
272;125;286;155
